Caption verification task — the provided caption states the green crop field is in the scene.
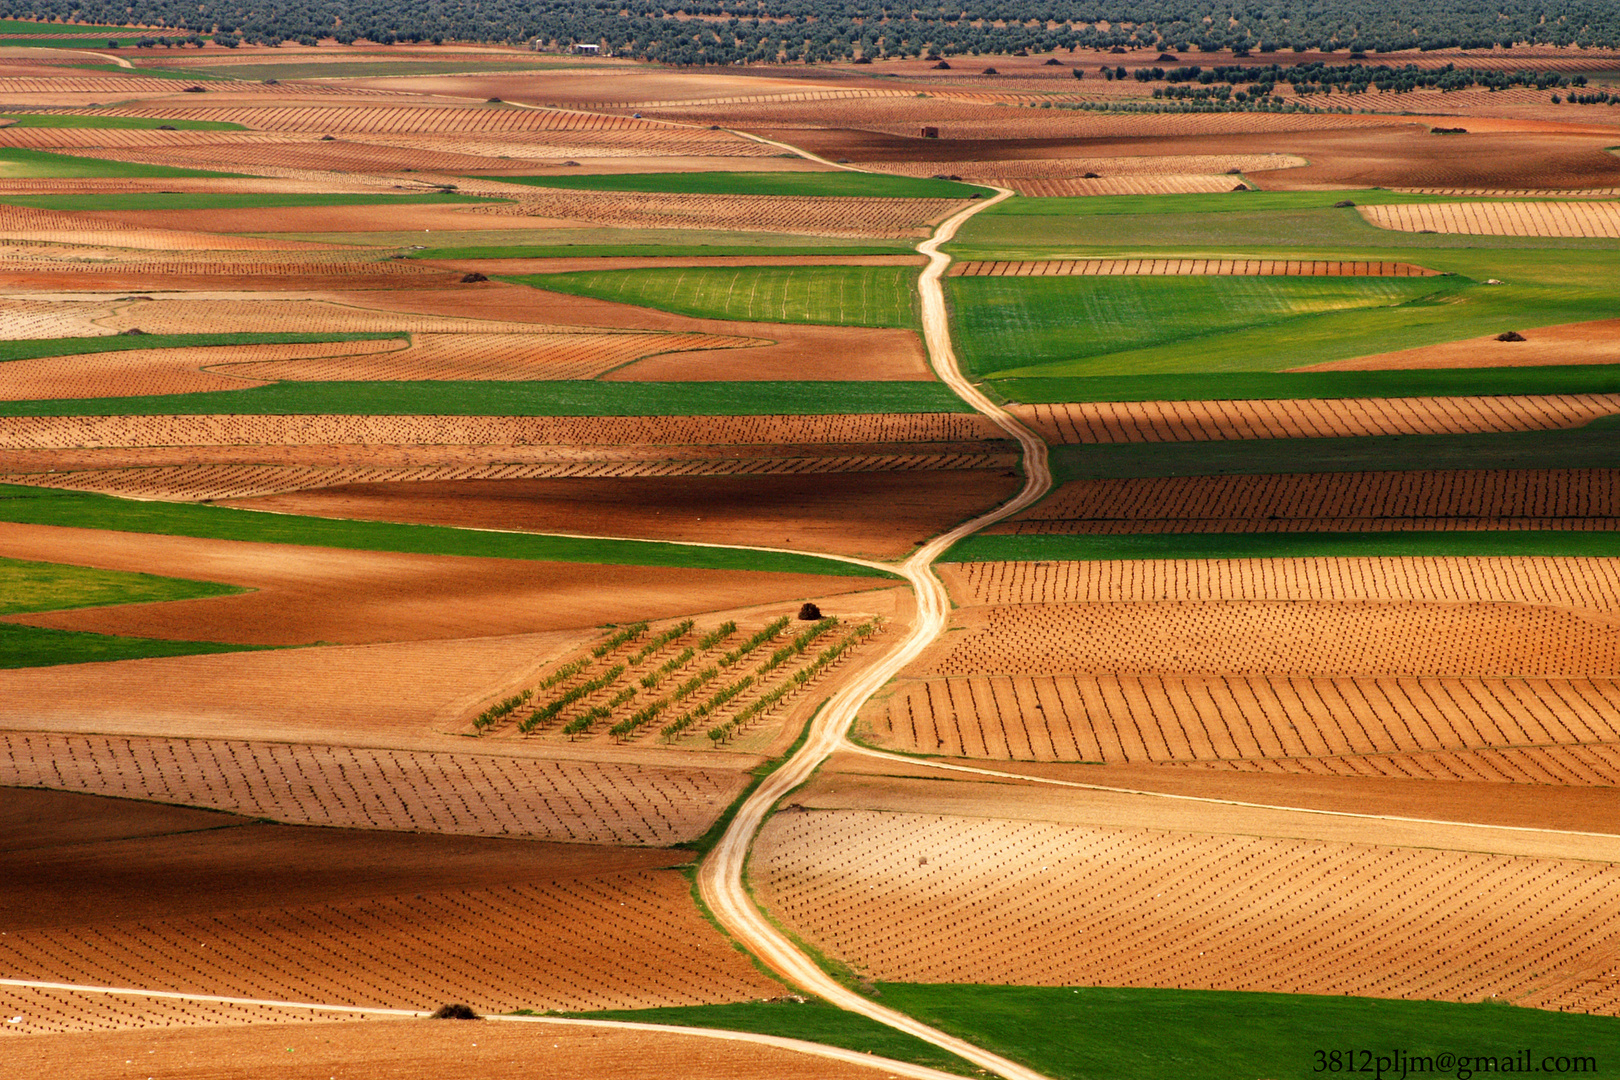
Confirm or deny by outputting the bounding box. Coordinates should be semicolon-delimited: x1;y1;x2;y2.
509;265;920;328
484;170;987;199
0;332;403;366
0;146;244;179
1047;416;1620;481
875;984;1620;1080
0;485;896;579
1;191;495;211
0;380;971;417
0;554;259;669
0;114;243;130
951;275;1451;380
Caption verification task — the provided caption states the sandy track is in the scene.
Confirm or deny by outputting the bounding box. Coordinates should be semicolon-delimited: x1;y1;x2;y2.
1361;200;1620;237
0;732;745;846
927;600;1620;677
954;258;1438;277
0;523;884;645
865;672;1620;779
0;412;1000;450
1010;393;1620;443
942;555;1620;609
994;469;1620;534
750;807;1620;1013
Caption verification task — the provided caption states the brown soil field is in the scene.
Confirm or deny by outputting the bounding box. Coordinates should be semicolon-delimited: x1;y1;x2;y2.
953;258;1438;278
863;672;1620;781
1009;393;1620;444
0;522;887;645
0;732;748;844
227;470;1023;559
0;205;341;252
422;254;924;273
0;411;1000;450
749;807;1620;1013
90;292;938;383
1362;200;1620;236
0;339;405;401
0;788;779;1026
941;555;1620;609
868;152;1307;179
4;1020;903;1078
1305;319;1620;370
995;174;1240;196
993;469;1620;534
0;451;1017;501
0;297;113;338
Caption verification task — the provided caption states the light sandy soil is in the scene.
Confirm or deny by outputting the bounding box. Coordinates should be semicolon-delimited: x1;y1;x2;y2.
0;788;781;1029
0;522;887;645
225;471;1023;560
750;802;1620;1011
5;1019;903;1078
1362;199;1620;237
0;734;748;845
1302;318;1620;370
1009;393;1620;444
953;258;1438;277
424;254;926;273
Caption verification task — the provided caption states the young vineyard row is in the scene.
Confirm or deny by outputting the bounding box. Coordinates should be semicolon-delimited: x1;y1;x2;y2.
471;612;885;747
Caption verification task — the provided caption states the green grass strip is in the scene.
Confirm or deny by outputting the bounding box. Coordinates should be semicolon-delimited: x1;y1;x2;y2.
0;380;972;417
0;485;895;579
874;984;1618;1080
1048;417;1620;482
0;192;495;210
479;170;987;199
0;332;402;366
0;146;245;178
0;622;268;670
551;1000;975;1076
0;554;243;615
994;364;1620;404
0;114;243;130
945;531;1620;563
508;265;920;329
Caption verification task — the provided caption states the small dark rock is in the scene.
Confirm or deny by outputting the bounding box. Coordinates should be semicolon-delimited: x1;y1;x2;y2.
1083;171;1101;178
120;327;146;336
156;124;176;130
1043;58;1064;66
486;96;502;103
1496;331;1526;342
320;134;335;140
460;272;489;283
182;85;206;93
981;66;998;74
1333;199;1356;207
1157;52;1179;61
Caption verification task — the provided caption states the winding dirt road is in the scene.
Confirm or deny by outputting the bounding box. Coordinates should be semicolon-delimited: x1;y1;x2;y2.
695;188;1060;1080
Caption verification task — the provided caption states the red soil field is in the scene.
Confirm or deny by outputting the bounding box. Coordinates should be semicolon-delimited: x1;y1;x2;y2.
0;788;778;1031
1304;318;1620;370
869;152;1306;179
227;470;1023;559
996;174;1242;196
927;599;1620;677
1009;393;1620;444
0;205;341;252
750;807;1620;1013
6;1021;899;1078
0;522;887;645
0;732;748;845
953;258;1438;277
940;555;1620;610
992;469;1620;534
1363;200;1620;237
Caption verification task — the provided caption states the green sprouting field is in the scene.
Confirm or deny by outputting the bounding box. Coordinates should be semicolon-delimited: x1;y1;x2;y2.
0;380;972;417
0;146;244;179
509;265;921;328
0;555;260;669
483;170;988;199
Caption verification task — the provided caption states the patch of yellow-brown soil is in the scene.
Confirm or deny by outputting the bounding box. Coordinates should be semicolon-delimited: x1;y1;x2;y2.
953;258;1438;277
1302;319;1620;370
1361;199;1620;237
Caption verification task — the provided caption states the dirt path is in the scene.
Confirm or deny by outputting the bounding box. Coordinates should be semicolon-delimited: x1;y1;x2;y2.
695;184;1059;1080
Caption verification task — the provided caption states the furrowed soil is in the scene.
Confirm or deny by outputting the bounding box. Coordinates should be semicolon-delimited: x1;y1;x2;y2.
226;470;1024;560
0;787;781;1031
1302;319;1620;370
0;523;887;645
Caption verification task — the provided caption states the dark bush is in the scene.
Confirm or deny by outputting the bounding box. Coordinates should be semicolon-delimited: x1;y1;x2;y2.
431;1004;479;1020
797;602;823;621
461;272;490;283
1496;331;1526;341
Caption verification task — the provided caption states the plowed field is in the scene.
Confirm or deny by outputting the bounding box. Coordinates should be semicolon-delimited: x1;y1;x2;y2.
750;809;1620;1013
929;600;1620;677
865;673;1620;781
1010;394;1620;444
1303;319;1620;371
0;205;339;251
1361;200;1620;237
943;556;1620;610
994;470;1620;533
870;153;1306;179
0;339;406;401
0;298;114;339
0;731;744;845
471;190;969;238
996;174;1239;196
0;412;1000;450
953;259;1438;278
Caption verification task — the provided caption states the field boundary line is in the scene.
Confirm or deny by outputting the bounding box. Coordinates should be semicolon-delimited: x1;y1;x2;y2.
839;742;1620;841
0;977;966;1079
